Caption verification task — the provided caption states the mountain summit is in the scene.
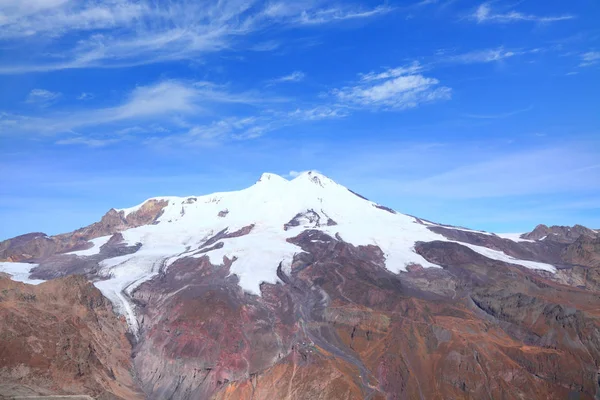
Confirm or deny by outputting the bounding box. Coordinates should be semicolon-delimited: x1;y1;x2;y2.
1;173;600;399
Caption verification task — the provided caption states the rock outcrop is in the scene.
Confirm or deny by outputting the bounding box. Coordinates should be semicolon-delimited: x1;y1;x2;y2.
522;224;599;243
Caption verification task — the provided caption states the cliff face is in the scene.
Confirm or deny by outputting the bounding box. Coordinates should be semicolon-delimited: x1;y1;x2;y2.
0;275;143;399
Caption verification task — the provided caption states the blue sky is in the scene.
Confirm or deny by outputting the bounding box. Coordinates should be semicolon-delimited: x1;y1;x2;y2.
0;0;599;239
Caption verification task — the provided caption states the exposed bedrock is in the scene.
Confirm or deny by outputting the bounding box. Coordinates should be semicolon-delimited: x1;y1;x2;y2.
522;224;599;242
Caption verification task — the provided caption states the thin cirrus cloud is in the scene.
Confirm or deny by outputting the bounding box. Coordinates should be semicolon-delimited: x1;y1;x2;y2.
25;89;62;105
580;51;600;67
77;92;94;100
1;80;270;136
3;58;454;147
296;5;393;25
146;104;349;148
268;71;306;84
55;137;123;148
0;0;392;74
471;3;574;24
0;0;147;39
463;105;533;120
332;62;451;110
443;46;521;64
2;78;350;147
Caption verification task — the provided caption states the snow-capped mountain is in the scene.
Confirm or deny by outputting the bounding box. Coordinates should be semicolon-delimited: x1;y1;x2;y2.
2;171;553;331
1;171;599;400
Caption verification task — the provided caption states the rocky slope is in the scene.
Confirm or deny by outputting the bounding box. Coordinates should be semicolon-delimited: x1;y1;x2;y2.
0;275;143;399
1;171;599;400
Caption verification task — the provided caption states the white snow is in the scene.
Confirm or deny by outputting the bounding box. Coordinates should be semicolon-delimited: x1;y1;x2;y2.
453;242;555;272
57;170;556;333
116;196;183;217
66;235;112;256
495;233;534;242
429;223;494;236
0;262;45;285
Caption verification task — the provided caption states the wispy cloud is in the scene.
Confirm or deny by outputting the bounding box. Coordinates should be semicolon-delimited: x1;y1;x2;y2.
250;40;281;52
296;5;393;25
55;136;123;147
1;80;272;135
148;104;348;147
25;89;61;106
471;3;574;24
464;105;533;120
0;0;391;74
287;105;348;121
359;61;422;82
332;62;451;110
77;92;94;101
580;51;600;67
2;76;349;147
287;169;321;178
0;0;146;39
412;0;439;7
268;71;306;84
445;46;522;64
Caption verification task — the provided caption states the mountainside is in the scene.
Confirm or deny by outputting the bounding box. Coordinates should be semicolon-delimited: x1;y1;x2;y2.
0;275;143;399
1;171;600;400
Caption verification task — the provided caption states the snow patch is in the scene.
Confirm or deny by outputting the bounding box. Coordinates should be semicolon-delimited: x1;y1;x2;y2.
0;262;45;285
451;241;555;272
495;233;535;243
66;235;112;256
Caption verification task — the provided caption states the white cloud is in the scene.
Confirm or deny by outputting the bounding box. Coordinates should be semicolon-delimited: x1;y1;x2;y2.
580;51;600;67
297;5;393;25
0;0;147;39
25;89;61;105
55;137;122;147
144;103;349;148
472;3;574;24
77;92;94;100
445;47;519;64
464;105;533;120
359;61;422;82
250;40;281;52
288;106;348;120
333;63;451;110
287;169;320;178
2;79;269;135
269;71;306;84
0;0;392;74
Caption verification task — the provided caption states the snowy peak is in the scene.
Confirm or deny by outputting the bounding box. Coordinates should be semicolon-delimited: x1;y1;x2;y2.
290;170;334;188
255;170;335;188
256;172;288;184
0;169;559;333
